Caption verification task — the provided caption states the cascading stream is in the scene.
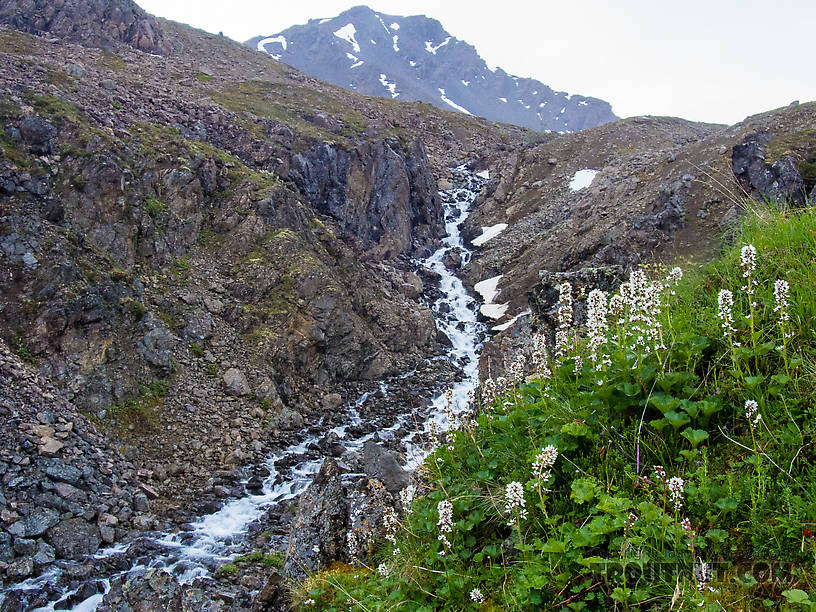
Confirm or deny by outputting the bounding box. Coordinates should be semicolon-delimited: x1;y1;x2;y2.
4;165;488;612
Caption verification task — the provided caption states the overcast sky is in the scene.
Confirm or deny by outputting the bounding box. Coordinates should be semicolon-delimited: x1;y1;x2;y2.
137;0;816;125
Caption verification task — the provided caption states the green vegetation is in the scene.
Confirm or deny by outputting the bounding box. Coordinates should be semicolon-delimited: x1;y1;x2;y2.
0;30;42;55
132;123;283;200
144;197;167;218
195;71;214;83
217;550;284;578
189;342;204;358
104;380;170;433
96;50;126;71
211;80;367;148
205;362;219;377
10;334;36;364
298;203;816;610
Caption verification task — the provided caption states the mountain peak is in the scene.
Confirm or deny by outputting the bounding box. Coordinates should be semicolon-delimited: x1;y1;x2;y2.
249;6;616;132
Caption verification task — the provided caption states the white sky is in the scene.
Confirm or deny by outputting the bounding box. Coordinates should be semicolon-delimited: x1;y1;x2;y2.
137;0;816;125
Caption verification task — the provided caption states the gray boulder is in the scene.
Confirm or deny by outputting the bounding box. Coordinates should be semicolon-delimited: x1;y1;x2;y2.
361;440;410;495
0;531;12;562
283;458;348;579
222;368;250;396
46;518;101;559
20;116;56;154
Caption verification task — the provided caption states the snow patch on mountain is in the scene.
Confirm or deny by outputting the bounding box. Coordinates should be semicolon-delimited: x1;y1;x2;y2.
471;223;507;247
380;74;399;98
569;169;599;191
257;35;287;52
333;23;360;53
438;88;471;114
425;36;451;54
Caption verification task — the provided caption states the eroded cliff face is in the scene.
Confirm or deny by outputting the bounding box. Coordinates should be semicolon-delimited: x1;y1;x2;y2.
289;138;441;259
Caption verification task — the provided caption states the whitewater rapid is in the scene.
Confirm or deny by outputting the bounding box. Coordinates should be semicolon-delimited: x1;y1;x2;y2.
3;165;488;611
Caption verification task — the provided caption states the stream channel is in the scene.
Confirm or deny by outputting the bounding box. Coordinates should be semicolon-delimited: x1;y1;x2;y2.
2;165;489;611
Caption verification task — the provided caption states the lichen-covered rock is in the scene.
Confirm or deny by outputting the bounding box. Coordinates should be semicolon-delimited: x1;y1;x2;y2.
732;132;808;206
283;458;347;579
46;517;101;559
361;440;410;496
222;368;250;396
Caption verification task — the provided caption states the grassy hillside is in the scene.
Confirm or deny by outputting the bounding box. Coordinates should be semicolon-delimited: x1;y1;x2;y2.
296;202;816;610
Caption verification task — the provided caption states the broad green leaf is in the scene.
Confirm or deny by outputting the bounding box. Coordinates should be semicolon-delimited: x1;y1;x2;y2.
681;428;709;448
706;528;729;543
649;392;680;414
782;589;812;605
715;497;739;512
540;539;568;553
664;410;691;429
570;477;597;504
744;375;765;389
561;421;591;438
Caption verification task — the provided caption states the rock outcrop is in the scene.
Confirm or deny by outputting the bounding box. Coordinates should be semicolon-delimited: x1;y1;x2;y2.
0;0;168;54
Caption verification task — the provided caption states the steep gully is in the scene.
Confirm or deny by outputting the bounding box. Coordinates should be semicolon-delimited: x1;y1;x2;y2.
1;166;489;610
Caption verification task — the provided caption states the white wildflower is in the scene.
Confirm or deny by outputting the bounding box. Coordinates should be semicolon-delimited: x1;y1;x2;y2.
504;481;528;523
470;588;485;604
399;484;416;515
437;500;453;534
555;282;574;358
531;445;559;480
377;563;388;577
717;289;736;337
667;476;685;511
586;289;609;368
745;399;761;428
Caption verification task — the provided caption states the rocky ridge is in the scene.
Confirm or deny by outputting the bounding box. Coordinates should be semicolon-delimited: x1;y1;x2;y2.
249;5;617;133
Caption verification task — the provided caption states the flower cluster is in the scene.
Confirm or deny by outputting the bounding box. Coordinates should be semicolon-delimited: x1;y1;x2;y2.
665;266;683;294
624;512;638;533
377;563;388;577
399;484;416;515
437;500;453;553
531;444;559;482
618;270;666;354
667;476;685;511
506;351;527;383
774;279;790;322
745;399;761;428
505;481;528;525
469;588;485;604
694;561;713;591
717;289;736;337
652;464;667;484
586;289;610;369
530;331;550;374
740;244;758;309
480;376;509;406
382;506;399;545
554;282;574;358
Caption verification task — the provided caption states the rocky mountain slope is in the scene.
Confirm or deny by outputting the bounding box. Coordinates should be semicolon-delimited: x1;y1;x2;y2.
0;0;529;584
461;102;816;375
249;5;617;133
2;0;816;607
